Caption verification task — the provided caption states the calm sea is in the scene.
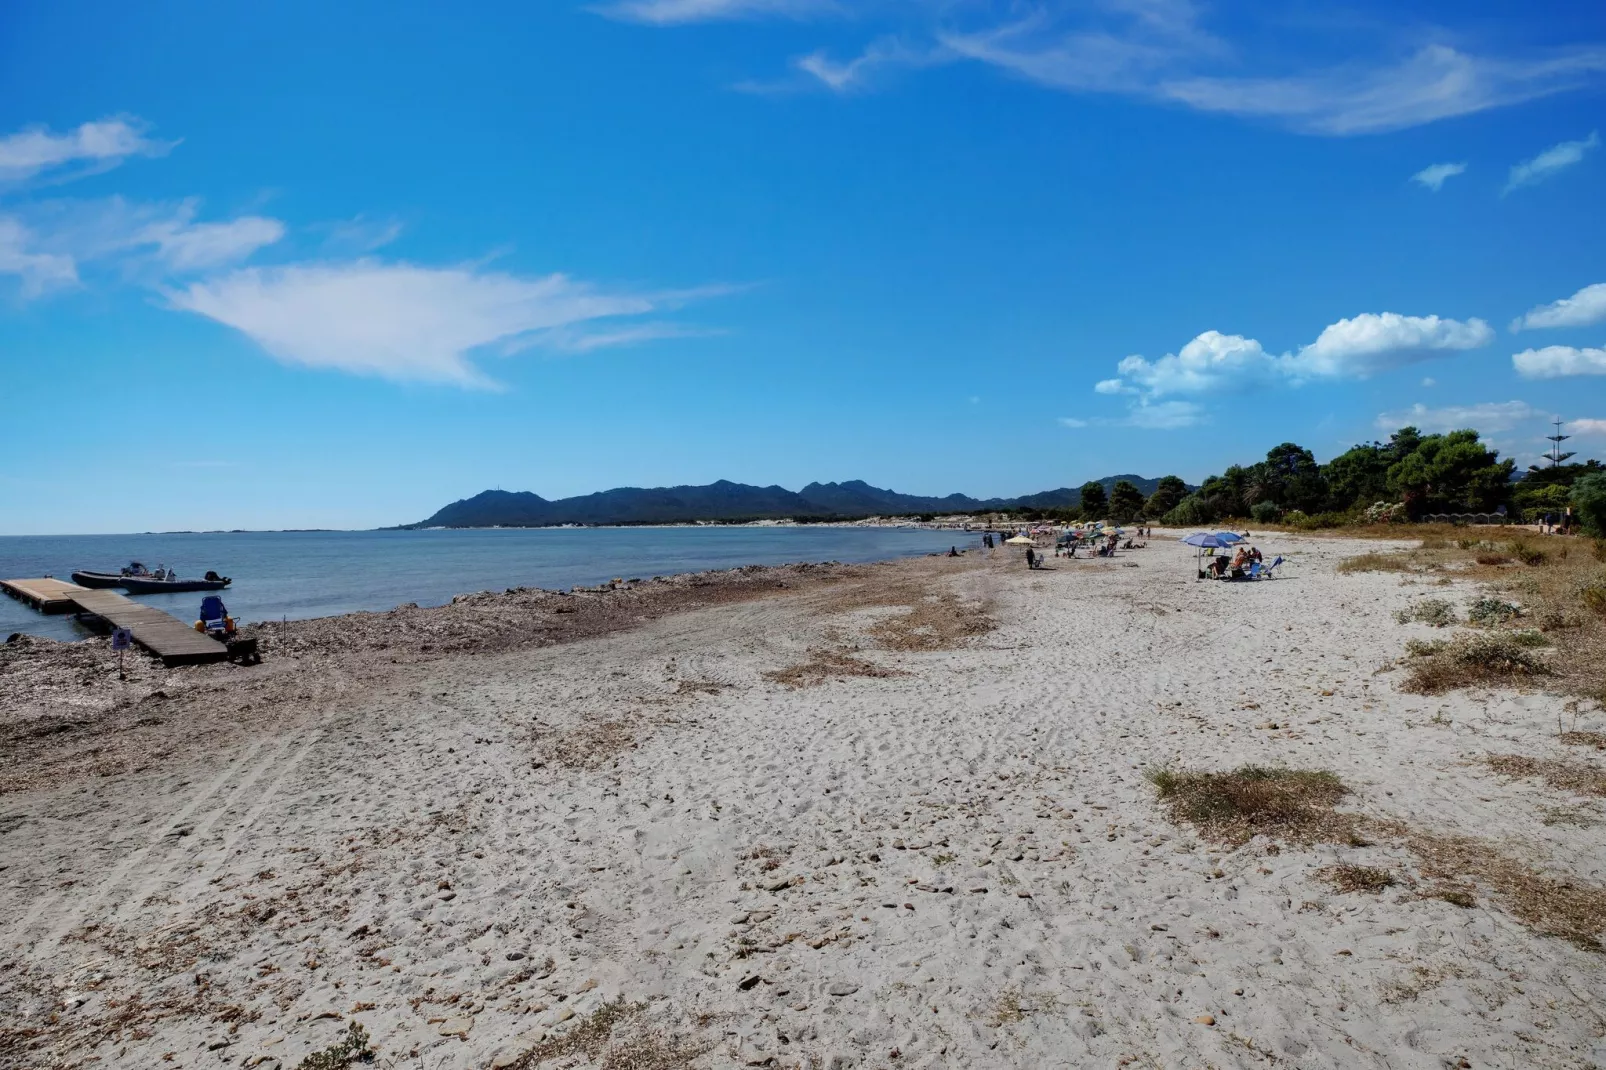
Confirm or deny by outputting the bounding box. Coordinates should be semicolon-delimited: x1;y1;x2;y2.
0;527;974;641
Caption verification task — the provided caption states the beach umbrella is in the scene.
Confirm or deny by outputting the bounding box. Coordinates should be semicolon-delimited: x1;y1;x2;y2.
1181;532;1228;578
1005;535;1034;545
1212;531;1245;545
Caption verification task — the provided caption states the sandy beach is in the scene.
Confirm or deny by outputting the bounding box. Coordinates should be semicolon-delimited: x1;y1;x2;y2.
3;534;1605;1069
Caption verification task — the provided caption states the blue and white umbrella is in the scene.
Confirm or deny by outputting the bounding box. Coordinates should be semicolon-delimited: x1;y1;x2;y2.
1182;532;1231;578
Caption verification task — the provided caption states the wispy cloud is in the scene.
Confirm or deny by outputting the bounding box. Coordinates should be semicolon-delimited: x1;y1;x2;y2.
606;3;1606;136
0;217;78;296
1411;161;1466;191
1161;45;1606;136
1374;400;1538;434
0;196;284;296
594;0;836;25
1512;343;1606;379
1504;130;1600;194
1511;281;1606;332
164;260;722;387
0;116;173;184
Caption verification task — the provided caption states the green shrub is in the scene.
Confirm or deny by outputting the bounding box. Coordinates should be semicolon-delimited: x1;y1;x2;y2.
1468;597;1521;626
1250;500;1281;523
1395;599;1457;627
1572;473;1606;538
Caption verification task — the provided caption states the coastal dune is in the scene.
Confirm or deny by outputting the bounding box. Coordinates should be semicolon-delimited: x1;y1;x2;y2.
2;536;1604;1068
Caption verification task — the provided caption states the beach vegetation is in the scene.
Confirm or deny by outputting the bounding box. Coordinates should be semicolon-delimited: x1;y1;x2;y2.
1574;473;1606;537
1318;864;1397;894
1395;599;1457;627
502;999;711;1070
1467;597;1521;626
1145;765;1356;846
1483;754;1606;797
1401;632;1552;693
295;1022;372;1069
1337;552;1416;574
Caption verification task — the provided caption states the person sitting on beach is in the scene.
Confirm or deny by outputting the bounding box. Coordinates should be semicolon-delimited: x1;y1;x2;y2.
1208;556;1229;578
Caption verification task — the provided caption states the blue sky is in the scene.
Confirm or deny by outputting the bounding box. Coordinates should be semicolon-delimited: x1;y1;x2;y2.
2;0;1604;534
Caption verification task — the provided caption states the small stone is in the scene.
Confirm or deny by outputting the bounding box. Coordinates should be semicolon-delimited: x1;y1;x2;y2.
1015;891;1032;899
1150;924;1167;931
1194;1015;1215;1026
437;891;457;902
506;951;526;961
764;877;793;892
969;887;988;894
739;974;763;991
576;978;598;992
437;1016;474;1036
826;981;859;997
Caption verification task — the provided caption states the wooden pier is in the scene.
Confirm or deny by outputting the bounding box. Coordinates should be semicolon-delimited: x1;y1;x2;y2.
1;579;229;667
0;577;85;614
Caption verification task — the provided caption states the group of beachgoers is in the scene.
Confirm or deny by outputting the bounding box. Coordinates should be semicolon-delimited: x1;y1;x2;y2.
980;526;1152;570
1201;542;1266;580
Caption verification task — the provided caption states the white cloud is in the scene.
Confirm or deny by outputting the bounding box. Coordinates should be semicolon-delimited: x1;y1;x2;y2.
1058;416;1090;428
0;217;78;296
164;260;711;387
1567;418;1606;437
1160;45;1606;136
1512;343;1606;379
1411;161;1466;191
1512;281;1606;331
0;117;172;184
1504;130;1600;193
1098;313;1492;399
595;0;834;24
1126;399;1204;429
1113;330;1274;397
1287;312;1493;378
1374;400;1538;434
1421;377;1436;386
134;210;285;271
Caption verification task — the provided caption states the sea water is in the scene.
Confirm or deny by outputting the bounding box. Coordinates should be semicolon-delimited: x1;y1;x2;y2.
0;526;976;641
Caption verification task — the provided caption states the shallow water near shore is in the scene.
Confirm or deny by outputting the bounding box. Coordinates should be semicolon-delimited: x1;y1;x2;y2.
0;526;971;641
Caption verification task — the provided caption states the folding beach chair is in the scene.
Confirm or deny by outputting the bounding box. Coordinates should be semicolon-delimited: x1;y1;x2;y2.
1262;556;1284;578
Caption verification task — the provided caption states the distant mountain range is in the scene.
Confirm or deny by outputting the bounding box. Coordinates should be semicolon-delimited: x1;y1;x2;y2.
410;475;1179;528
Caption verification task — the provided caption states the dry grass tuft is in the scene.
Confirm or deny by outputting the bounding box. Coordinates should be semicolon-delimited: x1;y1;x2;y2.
869;591;994;651
1561;730;1606;750
1401;632;1552;694
1484;754;1606;797
504;999;712;1070
1146;766;1357;846
1338;552;1418;574
763;646;901;688
1318;863;1397;894
1419;883;1478;909
535;718;642;770
1406;830;1606;951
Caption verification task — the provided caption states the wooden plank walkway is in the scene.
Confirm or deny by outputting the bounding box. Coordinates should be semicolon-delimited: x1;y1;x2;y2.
2;579;229;666
0;577;85;614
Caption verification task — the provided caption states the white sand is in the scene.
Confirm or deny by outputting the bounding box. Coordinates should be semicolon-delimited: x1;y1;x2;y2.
4;534;1605;1068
